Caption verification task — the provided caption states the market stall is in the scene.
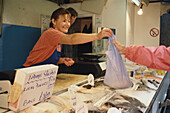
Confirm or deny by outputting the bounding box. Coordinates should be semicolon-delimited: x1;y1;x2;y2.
1;65;168;113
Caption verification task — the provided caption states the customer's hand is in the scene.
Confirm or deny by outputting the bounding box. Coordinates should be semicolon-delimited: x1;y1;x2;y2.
112;40;126;55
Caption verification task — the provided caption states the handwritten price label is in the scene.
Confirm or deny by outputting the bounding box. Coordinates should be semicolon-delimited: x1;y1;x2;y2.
76;102;88;113
68;85;80;109
88;74;94;86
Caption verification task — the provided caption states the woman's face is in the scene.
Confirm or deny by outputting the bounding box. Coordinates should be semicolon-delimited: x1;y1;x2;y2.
53;14;71;33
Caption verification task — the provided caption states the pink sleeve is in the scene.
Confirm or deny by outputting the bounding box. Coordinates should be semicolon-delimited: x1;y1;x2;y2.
125;45;170;71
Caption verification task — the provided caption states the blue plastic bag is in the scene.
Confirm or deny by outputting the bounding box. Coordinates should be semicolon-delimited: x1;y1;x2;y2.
104;35;132;89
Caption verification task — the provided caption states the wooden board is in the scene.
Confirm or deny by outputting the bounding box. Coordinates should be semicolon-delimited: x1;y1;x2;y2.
53;73;88;93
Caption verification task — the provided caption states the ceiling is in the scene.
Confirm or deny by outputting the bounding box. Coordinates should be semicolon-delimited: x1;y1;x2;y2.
47;0;170;6
149;0;170;3
149;0;161;3
47;0;84;6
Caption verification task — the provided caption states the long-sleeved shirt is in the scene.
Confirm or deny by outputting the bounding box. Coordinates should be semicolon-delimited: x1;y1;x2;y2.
125;45;170;71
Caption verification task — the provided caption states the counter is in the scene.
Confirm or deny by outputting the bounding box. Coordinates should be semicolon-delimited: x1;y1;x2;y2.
1;71;169;113
52;71;169;113
53;73;88;94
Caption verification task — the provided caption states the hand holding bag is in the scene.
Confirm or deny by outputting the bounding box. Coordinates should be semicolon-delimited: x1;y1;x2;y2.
104;35;132;89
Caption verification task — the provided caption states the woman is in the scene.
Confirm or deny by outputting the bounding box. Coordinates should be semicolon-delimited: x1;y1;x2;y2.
112;40;170;71
23;8;113;67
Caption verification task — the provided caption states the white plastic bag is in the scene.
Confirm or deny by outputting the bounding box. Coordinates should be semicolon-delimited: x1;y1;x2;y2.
104;35;132;89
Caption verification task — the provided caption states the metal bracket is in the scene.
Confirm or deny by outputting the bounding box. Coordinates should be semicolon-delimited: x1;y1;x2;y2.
159;99;170;113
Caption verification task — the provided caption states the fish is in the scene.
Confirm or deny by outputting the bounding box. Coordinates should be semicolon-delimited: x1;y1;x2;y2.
101;94;146;113
120;95;146;108
82;78;115;91
104;102;143;113
140;78;158;90
130;77;157;91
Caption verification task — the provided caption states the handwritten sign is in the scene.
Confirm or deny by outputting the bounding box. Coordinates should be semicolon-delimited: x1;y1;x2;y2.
88;74;94;86
76;102;88;113
8;64;58;112
68;85;80;109
68;85;88;113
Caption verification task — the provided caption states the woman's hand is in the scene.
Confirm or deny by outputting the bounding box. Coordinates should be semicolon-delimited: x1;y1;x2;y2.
63;58;75;66
97;29;113;40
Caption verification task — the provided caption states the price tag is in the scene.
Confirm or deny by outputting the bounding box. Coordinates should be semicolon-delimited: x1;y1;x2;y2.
88;74;94;86
68;85;80;109
76;102;88;113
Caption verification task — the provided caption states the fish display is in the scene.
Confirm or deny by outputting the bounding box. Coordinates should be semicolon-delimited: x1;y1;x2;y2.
75;86;113;111
11;71;161;113
99;94;146;113
82;77;159;92
77;76;159;113
132;78;159;92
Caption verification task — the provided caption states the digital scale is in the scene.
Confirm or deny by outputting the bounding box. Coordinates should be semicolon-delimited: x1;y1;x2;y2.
58;61;106;78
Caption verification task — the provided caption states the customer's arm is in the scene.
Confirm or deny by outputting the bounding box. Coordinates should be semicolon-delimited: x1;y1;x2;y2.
112;40;170;71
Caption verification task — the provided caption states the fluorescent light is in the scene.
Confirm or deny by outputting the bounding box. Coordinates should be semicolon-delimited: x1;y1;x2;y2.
132;0;140;6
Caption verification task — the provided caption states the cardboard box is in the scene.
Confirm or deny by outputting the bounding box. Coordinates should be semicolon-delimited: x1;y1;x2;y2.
8;64;58;112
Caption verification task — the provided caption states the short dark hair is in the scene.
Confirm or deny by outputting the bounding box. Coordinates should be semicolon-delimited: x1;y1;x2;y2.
49;8;70;28
66;7;78;17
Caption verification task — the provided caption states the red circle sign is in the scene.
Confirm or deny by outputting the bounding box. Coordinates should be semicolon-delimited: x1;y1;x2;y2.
149;28;159;37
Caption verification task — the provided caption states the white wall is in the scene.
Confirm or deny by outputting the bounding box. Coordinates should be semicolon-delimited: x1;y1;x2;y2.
3;0;160;47
134;3;160;47
102;0;127;45
3;0;59;27
126;0;135;46
2;0;92;28
102;1;160;47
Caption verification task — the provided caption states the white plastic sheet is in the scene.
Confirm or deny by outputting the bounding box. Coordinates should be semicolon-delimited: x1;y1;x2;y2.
104;35;132;89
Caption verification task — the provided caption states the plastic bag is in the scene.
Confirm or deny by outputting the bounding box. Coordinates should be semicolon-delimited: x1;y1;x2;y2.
104;35;132;89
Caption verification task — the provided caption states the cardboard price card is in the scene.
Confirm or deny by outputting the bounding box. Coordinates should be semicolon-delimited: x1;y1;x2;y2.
8;64;58;112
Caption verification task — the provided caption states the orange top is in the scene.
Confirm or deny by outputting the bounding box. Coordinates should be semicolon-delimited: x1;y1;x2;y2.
23;28;65;67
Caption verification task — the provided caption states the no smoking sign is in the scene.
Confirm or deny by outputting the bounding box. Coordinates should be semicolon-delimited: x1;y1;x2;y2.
149;28;159;37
